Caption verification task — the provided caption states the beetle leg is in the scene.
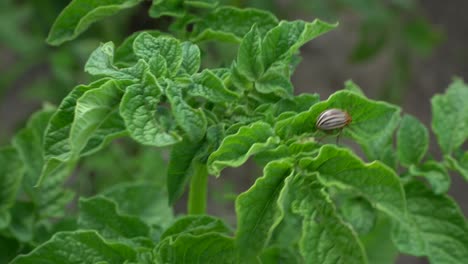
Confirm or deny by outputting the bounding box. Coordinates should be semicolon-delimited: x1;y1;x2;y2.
336;129;342;145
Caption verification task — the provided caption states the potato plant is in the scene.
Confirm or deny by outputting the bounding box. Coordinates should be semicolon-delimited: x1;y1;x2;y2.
1;0;468;263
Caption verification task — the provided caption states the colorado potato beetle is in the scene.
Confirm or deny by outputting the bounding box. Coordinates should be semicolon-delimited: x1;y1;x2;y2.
316;108;352;131
315;108;352;144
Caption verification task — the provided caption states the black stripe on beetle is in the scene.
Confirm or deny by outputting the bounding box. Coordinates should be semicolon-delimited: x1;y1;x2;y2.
316;108;352;131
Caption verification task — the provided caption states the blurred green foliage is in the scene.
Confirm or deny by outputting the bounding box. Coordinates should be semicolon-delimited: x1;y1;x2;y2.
0;0;442;111
229;0;443;103
0;0;141;105
0;0;178;205
0;0;169;232
78;140;169;196
0;0;443;203
0;0;444;230
0;1;466;263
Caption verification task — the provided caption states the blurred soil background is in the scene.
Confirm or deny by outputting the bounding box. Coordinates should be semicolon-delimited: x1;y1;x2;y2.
1;1;467;263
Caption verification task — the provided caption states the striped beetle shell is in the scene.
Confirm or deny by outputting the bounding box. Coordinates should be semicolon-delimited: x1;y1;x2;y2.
316;108;352;131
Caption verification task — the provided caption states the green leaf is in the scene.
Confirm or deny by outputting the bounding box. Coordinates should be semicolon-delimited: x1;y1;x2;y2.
167;138;204;204
78;197;150;242
167;125;224;205
392;181;468;263
115;30;162;66
262;20;337;70
47;0;144;45
279;172;368;264
0;235;20;263
166;82;207;143
259;246;301;264
156;233;236;263
377;144;398;170
12;108;55;194
38;78;126;200
237;25;264;81
133;33;182;76
431;78;468;154
344;80;365;96
185;0;218;9
189;69;239;103
85;42;120;77
12;107;75;218
255;140;321;166
149;0;185;18
0;147;23;212
34;217;78;245
360;213;399;264
445;152;468;181
161;215;231;240
340;197;376;235
11;231;137;264
288;141;321;157
235;159;293;261
299;193;367;263
39;78;125;186
191;7;278;43
7;201;35;242
179;42;201;75
397;115;429;166
254;145;292;166
266;93;320;117
148;54;168;78
43;78;109;162
300;145;406;220
255;66;293;97
0;211;10;229
275;90;401;158
230;61;252;92
409;161;450;194
85;42;149;80
77;142;167;190
269;181;302;251
197;124;226;163
71;79;127;158
120;73;182;146
35;175;75;219
208;122;280;176
102;182;173;228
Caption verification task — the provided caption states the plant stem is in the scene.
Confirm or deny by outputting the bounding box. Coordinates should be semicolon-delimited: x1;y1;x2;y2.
188;163;208;215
